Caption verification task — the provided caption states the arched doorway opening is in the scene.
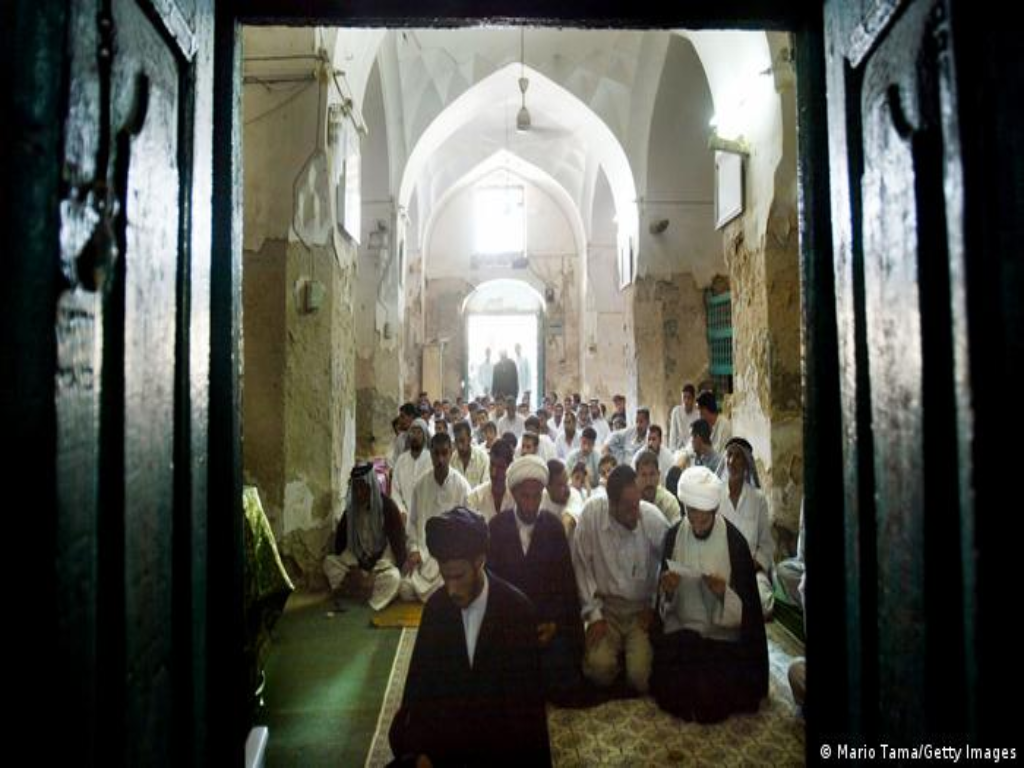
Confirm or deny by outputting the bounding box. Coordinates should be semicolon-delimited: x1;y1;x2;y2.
462;279;545;408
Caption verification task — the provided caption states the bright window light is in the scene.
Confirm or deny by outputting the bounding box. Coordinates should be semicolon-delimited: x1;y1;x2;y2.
475;186;525;255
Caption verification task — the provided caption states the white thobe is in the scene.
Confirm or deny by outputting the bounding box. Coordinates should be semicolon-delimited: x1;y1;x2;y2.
667;405;699;453
632;444;676;485
452;445;490;488
466;481;515;522
401;469;472;602
392;450;431;517
719;481;775;614
516;354;531;396
555;430;581;459
541;486;585;523
571;496;669;622
496;414;526;440
709;414;733;456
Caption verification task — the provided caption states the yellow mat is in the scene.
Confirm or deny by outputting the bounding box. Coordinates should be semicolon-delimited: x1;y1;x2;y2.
371;601;423;629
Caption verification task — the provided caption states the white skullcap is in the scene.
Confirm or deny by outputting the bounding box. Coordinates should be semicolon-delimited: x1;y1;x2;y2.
677;466;723;511
506;455;549;489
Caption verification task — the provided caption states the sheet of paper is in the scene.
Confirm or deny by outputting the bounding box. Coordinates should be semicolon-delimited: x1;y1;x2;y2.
666;559;703;581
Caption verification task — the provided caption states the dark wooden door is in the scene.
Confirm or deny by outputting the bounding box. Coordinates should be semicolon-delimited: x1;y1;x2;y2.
55;0;202;763
823;0;1019;745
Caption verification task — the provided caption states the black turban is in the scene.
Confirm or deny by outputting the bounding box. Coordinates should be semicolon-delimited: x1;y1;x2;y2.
426;506;489;562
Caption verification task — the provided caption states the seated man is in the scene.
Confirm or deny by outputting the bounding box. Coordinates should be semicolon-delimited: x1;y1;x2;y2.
399;432;472;602
651;466;768;724
322;462;406;610
389;507;550;767
488;456;585;704
572;466;669;695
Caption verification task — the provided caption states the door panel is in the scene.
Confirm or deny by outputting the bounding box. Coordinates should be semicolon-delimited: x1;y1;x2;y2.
56;0;188;763
826;0;970;741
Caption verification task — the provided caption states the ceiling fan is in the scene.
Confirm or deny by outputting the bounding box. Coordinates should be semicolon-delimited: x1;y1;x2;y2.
514;28;570;138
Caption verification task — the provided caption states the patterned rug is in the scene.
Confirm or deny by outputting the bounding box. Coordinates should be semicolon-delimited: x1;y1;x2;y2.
365;623;805;767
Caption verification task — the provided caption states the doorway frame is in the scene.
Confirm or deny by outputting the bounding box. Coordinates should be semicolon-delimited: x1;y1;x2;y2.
215;3;839;763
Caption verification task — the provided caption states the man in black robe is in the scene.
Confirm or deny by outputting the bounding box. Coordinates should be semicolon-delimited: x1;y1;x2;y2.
388;507;550;767
651;466;768;723
487;456;585;705
490;349;519;403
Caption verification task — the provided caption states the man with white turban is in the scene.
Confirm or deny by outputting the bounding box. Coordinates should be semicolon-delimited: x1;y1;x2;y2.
487;455;585;704
650;466;768;723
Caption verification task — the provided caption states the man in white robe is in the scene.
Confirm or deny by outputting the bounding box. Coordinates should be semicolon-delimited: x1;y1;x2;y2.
391;419;432;520
667;384;699;453
451;420;490;488
399;432;472;602
540;458;585;538
634;449;681;524
718;437;775;616
697;390;732;456
466;439;515;522
632;424;675;485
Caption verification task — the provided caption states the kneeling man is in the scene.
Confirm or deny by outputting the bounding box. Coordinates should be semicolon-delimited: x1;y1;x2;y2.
651;466;768;723
389;507;551;767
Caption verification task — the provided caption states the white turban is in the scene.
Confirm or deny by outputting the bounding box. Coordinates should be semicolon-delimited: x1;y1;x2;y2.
677;466;723;511
506;455;549;489
409;418;430;437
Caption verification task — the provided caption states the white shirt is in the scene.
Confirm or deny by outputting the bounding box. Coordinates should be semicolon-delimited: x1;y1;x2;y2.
392;450;431;516
660;515;743;640
554;430;581;459
541;486;584;522
648;485;681;524
719;482;774;573
571;495;669;622
514;510;536;556
466;481;515;522
453;445;490;488
709;414;733;456
496;414;525;440
668;404;700;453
632;444;676;485
461;572;489;667
407;469;472;557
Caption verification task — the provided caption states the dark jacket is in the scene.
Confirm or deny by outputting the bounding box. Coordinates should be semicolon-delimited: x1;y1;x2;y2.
389;572;551;767
487;509;584;657
334;492;407;569
490;357;519;402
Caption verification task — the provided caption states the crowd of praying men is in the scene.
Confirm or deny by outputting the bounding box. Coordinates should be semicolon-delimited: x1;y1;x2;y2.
325;385;792;765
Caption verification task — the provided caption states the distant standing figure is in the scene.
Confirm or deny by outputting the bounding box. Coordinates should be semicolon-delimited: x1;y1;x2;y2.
476;347;494;398
491;350;520;402
515;343;532;406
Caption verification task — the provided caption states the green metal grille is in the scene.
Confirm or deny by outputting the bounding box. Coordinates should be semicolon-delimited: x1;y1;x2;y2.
706;291;733;393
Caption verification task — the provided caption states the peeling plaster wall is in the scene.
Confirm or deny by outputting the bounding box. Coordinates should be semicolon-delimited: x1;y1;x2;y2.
355;61;403;459
632;273;709;429
241;27;359;589
242;241;287;532
719;32;803;544
581;171;632;404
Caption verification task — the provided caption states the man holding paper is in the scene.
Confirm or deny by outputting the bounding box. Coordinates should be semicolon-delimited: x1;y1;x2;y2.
650;466;768;723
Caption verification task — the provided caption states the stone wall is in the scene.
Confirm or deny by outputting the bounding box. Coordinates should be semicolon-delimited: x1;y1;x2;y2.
632;273;709;429
720;40;803;546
